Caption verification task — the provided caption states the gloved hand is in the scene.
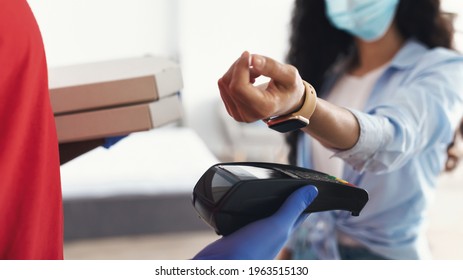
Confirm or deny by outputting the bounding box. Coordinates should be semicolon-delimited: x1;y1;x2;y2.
103;135;128;149
193;185;318;260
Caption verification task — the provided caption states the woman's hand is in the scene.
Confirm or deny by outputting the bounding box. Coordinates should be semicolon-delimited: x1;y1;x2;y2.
218;51;306;123
218;51;360;151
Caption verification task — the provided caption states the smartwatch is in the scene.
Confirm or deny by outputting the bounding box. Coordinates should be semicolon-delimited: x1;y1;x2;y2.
264;81;317;133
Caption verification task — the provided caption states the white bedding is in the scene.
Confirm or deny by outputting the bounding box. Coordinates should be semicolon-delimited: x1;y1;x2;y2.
60;126;219;199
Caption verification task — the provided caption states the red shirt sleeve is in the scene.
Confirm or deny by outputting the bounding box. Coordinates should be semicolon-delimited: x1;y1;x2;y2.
0;0;63;259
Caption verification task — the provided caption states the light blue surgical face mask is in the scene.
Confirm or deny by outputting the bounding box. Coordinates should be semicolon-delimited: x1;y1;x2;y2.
325;0;400;42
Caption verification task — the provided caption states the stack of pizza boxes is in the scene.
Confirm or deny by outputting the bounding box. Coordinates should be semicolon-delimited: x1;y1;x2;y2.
49;56;184;144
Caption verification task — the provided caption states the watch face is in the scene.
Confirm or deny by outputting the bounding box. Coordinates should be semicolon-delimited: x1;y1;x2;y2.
268;118;308;133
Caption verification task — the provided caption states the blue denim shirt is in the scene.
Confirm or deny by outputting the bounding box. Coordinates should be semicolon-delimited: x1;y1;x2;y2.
289;39;463;259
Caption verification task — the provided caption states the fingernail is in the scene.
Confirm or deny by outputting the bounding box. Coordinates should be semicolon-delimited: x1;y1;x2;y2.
241;51;251;66
253;55;263;69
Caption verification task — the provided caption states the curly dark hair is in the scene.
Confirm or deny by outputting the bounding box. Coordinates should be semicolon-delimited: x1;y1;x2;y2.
285;0;460;170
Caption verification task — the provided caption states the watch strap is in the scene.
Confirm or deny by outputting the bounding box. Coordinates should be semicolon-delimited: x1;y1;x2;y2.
264;81;317;129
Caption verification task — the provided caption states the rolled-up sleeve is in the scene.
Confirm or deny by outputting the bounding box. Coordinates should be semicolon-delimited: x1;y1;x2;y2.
334;109;395;172
334;59;463;174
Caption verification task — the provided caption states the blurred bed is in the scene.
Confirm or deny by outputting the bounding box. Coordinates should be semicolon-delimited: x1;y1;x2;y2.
60;126;219;241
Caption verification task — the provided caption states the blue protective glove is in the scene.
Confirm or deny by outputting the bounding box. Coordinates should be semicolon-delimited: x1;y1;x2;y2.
103;135;128;149
193;185;318;260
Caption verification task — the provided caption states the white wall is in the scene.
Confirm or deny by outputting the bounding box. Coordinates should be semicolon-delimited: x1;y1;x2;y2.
28;0;178;67
177;0;293;156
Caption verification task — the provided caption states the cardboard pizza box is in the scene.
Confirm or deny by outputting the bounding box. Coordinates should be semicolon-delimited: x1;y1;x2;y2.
49;56;183;115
